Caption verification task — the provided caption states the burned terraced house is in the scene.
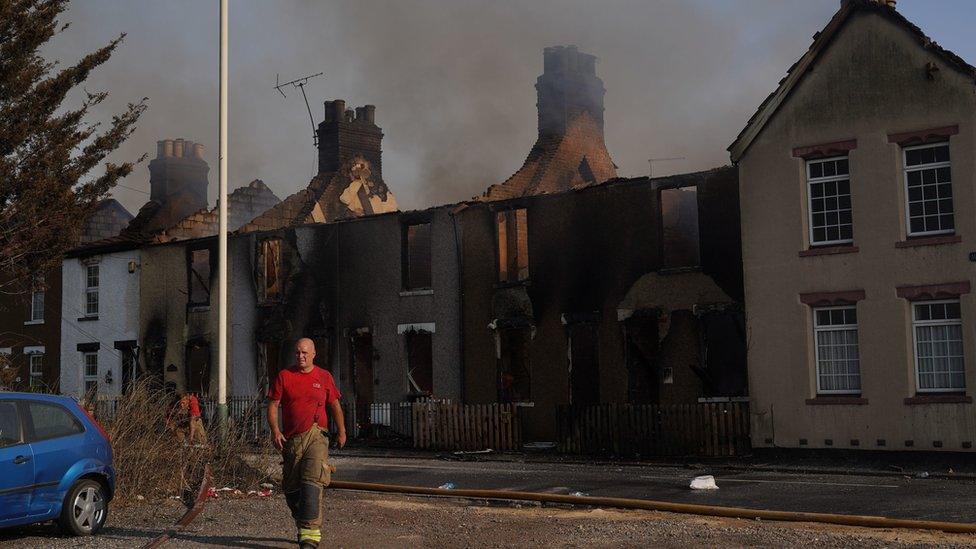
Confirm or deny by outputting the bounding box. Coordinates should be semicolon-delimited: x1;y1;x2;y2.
225;45;746;440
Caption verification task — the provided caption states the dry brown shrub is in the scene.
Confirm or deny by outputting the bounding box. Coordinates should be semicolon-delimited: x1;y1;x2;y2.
91;380;274;504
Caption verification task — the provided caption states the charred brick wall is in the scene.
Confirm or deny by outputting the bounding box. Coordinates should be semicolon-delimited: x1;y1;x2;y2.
459;168;742;439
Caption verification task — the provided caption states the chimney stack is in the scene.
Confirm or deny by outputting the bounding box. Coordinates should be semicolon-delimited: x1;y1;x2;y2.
317;99;384;178
536;45;606;138
148;137;210;216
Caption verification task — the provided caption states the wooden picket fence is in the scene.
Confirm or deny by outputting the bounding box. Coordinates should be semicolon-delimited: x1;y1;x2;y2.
412;401;522;451
556;402;750;457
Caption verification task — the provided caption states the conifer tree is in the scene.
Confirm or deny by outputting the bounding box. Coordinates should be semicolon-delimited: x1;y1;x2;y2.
0;0;146;292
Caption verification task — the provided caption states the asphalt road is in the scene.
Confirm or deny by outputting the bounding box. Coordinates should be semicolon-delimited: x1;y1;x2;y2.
327;455;976;523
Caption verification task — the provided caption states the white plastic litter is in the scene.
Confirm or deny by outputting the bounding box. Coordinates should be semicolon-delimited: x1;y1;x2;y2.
569;491;587;497
438;482;456;490
689;475;718;490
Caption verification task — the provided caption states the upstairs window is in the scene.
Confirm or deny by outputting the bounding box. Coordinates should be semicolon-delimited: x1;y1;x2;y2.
813;306;860;394
29;275;45;323
188;248;211;307
807;156;852;246
661;186;701;267
260;239;282;303
85;264;99;317
905;143;952;236
496;209;529;283
402;222;432;290
912;300;964;392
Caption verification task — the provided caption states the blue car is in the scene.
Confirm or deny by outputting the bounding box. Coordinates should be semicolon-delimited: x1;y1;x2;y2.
0;392;115;535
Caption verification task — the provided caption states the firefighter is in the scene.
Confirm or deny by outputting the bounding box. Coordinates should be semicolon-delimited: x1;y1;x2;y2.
267;338;346;548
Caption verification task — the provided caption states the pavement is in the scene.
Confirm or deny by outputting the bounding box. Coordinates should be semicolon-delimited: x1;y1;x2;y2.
323;452;976;524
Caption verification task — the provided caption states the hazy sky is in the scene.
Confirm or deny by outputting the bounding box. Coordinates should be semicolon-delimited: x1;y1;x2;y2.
45;1;976;214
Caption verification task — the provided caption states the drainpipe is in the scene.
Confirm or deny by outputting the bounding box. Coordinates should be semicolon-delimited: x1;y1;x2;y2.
450;209;465;402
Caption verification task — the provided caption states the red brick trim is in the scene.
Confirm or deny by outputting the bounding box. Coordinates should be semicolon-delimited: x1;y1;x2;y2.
799;245;859;257
904;394;972;405
799;290;866;307
887;125;959;146
896;281;971;301
792;139;857;159
806;396;868;405
895;235;961;248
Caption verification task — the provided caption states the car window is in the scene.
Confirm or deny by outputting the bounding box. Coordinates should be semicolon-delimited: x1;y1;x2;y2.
27;402;84;442
0;401;22;447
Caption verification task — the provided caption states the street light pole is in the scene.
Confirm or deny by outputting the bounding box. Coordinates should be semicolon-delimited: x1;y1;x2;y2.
216;0;229;437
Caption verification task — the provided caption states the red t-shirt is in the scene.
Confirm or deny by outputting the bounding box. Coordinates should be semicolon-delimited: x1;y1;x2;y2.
187;395;201;418
268;366;341;439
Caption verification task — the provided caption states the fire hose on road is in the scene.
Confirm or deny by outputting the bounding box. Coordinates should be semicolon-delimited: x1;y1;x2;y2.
328;479;976;535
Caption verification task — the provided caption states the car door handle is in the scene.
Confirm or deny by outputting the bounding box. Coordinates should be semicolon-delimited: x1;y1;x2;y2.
13;455;30;464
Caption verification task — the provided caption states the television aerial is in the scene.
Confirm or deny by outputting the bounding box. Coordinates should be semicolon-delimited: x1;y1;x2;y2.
275;72;324;147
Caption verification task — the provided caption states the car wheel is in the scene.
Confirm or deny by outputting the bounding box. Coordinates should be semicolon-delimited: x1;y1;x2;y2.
58;479;108;536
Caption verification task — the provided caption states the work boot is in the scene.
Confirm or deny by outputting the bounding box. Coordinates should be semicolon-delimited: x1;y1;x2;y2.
298;527;321;548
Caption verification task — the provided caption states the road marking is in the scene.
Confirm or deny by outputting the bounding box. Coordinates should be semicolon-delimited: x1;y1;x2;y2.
638;475;900;488
337;461;901;488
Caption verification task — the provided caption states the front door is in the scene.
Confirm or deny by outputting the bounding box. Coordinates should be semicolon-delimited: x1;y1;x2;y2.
351;331;374;435
0;400;33;522
185;341;211;395
569;323;600;406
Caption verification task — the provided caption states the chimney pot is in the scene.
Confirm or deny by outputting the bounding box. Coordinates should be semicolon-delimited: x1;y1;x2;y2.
173;138;185;157
363;104;376;124
355;106;366;122
194;143;206;159
156;140;166;158
333;100;346;122
163;139;174;157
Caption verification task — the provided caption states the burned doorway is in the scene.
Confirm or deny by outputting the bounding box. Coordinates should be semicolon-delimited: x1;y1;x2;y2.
496;326;531;403
623;312;660;404
185;339;211;395
257;340;284;393
567;319;600;406
350;329;374;435
401;324;434;397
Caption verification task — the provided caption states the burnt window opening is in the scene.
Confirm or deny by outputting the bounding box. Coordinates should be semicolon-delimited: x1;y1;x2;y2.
188;248;211;307
661;186;700;269
402;222;432;290
259;238;282;303
404;329;433;396
496;208;529;283
578;157;596;185
497;328;531;402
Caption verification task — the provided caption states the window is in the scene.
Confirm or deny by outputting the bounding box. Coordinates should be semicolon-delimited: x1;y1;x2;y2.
813;307;861;394
912;300;965;392
29;275;45;323
904;143;953;236
84;352;98;394
85;264;99;317
497;328;531;402
496;209;529;283
661;186;701;267
0;401;22;447
807;156;852;245
27;402;83;441
260;239;282;302
188;248;211;307
402;223;432;290
29;354;43;389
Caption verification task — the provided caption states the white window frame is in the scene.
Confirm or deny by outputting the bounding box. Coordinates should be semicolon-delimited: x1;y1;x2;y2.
85;264;99;317
806;155;853;247
911;299;965;393
29;354;43;388
903;142;953;238
83;352;98;393
27;275;45;324
812;305;861;395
